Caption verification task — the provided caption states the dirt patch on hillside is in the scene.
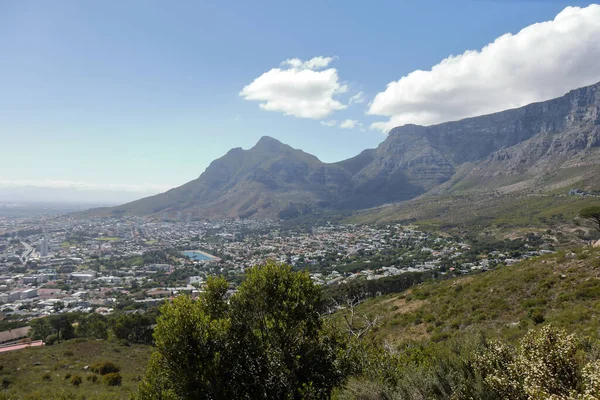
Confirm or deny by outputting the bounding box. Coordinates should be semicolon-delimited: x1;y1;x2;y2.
383;296;427;315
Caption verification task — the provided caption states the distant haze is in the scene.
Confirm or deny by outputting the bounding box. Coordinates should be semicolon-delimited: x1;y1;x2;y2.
0;186;163;205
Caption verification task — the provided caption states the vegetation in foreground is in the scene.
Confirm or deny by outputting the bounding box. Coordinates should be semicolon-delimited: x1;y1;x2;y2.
0;339;151;399
138;262;343;399
345;246;600;346
333;247;600;399
137;253;600;399
2;247;600;399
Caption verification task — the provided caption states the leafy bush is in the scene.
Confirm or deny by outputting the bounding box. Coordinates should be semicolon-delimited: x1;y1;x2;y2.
41;372;52;381
473;325;593;399
69;375;82;387
90;361;120;375
45;334;58;346
86;374;98;383
528;307;545;324
1;377;11;390
103;372;122;386
336;325;600;400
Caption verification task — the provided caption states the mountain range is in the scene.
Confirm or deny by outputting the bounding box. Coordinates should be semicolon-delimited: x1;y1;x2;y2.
101;81;600;220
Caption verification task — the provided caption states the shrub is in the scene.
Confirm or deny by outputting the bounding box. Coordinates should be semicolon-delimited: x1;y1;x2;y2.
64;373;71;380
431;331;451;342
86;374;98;383
475;325;582;398
103;372;122;386
90;361;120;375
45;334;58;346
42;372;52;381
70;375;82;387
581;360;600;398
528;308;545;324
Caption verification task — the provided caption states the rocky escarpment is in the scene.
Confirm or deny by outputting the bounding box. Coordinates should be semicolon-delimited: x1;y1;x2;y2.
466;83;600;177
100;81;600;219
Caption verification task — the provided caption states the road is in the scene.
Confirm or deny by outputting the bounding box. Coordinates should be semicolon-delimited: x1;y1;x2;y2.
20;240;34;263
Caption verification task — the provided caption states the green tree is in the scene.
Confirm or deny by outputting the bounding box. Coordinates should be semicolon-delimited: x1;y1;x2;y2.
29;318;53;341
579;205;600;233
110;312;155;344
77;313;108;339
30;315;75;343
229;262;341;399
138;263;342;400
48;315;75;343
137;276;232;399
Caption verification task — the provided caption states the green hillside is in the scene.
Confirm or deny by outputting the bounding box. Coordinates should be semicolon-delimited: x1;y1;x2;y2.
330;247;600;399
352;191;600;242
337;246;600;346
0;340;151;400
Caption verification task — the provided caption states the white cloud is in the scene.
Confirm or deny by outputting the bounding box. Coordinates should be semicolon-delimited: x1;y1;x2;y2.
320;120;338;127
368;4;600;132
340;119;360;129
0;178;172;193
240;56;348;119
282;56;336;70
349;92;366;105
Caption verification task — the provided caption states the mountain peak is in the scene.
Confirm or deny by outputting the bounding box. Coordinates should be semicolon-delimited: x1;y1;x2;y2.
102;81;600;220
252;136;290;153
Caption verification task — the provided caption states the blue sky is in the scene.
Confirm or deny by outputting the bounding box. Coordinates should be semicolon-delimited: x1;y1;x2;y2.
1;0;599;203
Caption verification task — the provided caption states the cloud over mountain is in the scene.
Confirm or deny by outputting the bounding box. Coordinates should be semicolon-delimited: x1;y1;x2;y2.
368;4;600;132
240;56;348;119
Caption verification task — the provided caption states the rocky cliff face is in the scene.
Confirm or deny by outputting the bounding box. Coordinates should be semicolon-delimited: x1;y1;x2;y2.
465;83;600;178
106;81;600;219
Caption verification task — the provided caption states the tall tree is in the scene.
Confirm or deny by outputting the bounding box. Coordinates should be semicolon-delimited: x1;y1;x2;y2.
229;261;341;399
579;205;600;232
137;276;233;400
137;263;342;400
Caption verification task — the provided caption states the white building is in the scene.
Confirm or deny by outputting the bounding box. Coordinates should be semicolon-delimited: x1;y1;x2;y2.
40;237;48;257
71;271;97;282
20;288;38;299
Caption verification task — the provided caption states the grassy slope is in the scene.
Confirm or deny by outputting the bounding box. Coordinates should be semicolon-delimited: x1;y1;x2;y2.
352;192;600;241
0;340;151;400
339;247;600;347
350;163;600;242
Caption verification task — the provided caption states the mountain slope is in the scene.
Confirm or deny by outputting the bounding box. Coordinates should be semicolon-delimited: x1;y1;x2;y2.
101;81;600;220
340;246;600;345
109;136;357;219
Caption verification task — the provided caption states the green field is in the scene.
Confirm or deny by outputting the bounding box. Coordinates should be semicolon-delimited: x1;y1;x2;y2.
0;340;151;400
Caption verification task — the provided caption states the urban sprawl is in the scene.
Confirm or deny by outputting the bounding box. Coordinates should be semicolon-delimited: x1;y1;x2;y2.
0;213;555;323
